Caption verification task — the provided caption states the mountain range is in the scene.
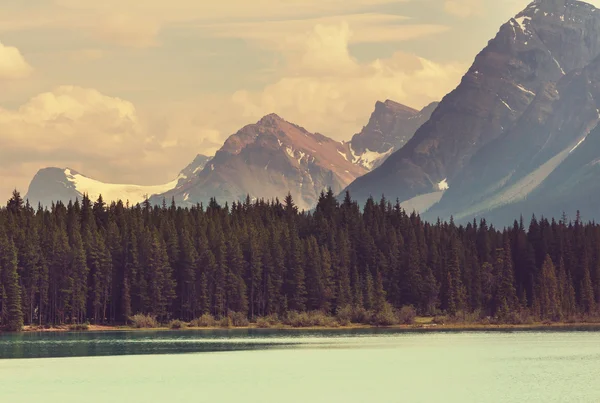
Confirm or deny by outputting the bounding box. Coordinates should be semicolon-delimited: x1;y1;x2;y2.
23;0;600;225
26;99;435;211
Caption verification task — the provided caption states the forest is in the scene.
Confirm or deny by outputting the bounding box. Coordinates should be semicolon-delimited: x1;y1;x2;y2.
0;189;599;332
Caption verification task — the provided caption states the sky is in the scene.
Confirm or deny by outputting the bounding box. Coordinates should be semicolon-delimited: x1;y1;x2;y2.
1;0;599;201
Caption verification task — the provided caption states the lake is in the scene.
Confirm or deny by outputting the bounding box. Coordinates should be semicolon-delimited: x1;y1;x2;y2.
1;329;599;403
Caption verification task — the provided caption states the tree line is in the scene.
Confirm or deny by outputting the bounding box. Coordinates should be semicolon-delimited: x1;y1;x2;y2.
0;189;599;331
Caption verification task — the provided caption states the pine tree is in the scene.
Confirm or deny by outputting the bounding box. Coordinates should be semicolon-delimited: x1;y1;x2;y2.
580;262;596;314
446;241;466;316
247;232;263;318
493;242;518;320
335;230;352;309
286;232;306;312
148;232;176;320
0;232;23;331
539;255;561;321
304;237;325;311
70;231;89;324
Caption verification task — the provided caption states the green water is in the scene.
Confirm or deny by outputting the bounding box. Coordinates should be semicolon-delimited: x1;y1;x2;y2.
1;330;599;403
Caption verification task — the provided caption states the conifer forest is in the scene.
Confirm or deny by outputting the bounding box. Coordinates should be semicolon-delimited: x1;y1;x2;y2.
1;189;599;332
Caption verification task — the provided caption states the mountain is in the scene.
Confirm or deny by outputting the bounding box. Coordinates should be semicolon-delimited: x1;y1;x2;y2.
347;100;438;170
25;154;212;207
344;0;600;220
481;121;600;224
426;52;600;223
153;114;367;210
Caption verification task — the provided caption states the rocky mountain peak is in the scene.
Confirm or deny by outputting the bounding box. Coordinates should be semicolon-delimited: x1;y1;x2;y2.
375;100;418;117
348;100;438;170
257;113;286;127
344;0;600;212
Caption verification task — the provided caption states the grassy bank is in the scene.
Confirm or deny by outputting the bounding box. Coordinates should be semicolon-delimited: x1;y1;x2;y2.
18;311;600;333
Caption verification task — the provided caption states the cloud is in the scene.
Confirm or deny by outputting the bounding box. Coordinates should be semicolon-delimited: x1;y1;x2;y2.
91;14;160;48
0;86;244;200
54;0;407;22
0;86;145;198
0;41;33;79
194;13;449;51
444;0;484;18
0;0;406;48
68;49;105;62
230;23;466;141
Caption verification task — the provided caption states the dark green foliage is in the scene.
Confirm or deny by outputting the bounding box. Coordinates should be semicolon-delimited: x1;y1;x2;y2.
0;231;23;331
1;190;600;330
539;255;561;321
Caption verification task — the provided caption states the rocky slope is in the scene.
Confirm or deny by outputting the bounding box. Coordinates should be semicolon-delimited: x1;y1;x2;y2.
426;52;600;223
344;0;600;216
153;114;367;210
477;120;600;225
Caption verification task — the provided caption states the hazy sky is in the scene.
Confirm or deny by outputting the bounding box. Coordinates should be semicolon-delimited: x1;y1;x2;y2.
1;0;598;200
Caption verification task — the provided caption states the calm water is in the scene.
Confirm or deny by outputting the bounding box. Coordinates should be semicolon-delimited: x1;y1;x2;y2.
1;329;600;403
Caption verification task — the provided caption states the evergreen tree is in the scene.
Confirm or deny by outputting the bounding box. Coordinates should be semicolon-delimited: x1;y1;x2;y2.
446;241;466;316
0;231;23;331
539;255;561;321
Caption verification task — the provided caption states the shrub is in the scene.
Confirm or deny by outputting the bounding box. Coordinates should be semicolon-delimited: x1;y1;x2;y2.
284;311;338;328
228;312;249;327
397;306;417;325
130;314;159;329
355;307;374;325
336;305;353;326
68;322;90;331
371;303;398;326
256;314;280;328
256;317;271;328
168;320;186;329
190;314;216;328
219;316;233;328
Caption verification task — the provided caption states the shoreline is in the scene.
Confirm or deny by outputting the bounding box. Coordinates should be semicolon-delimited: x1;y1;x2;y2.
16;321;600;334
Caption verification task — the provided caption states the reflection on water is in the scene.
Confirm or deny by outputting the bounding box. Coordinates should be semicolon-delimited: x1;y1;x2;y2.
1;327;600;359
0;328;435;359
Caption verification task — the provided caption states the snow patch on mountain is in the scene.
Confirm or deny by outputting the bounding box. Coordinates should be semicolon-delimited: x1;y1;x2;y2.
515;84;536;97
514;16;532;34
353;148;394;170
570;136;587;153
286;146;295;158
438;179;449;191
64;169;179;204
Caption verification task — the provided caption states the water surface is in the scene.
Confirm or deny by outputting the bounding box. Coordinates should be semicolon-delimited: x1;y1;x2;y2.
1;329;599;403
